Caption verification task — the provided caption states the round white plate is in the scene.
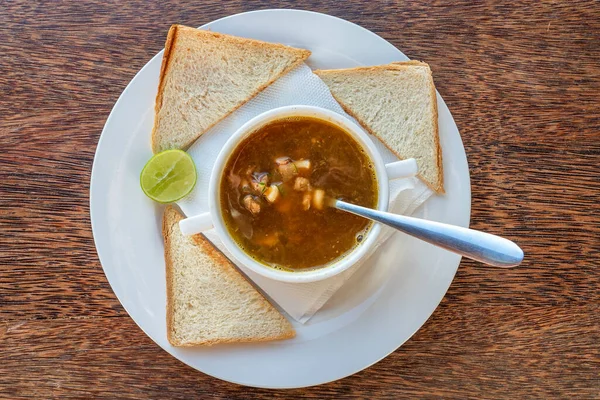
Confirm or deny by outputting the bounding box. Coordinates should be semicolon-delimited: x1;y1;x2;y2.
90;9;470;388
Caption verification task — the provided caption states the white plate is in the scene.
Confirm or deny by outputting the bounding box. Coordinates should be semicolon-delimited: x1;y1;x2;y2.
90;9;470;388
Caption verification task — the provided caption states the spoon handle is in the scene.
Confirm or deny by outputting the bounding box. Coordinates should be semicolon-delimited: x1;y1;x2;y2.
334;200;523;268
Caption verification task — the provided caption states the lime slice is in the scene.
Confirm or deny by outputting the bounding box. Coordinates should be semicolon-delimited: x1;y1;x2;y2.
140;150;197;203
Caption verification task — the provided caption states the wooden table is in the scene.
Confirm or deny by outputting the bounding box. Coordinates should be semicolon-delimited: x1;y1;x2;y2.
1;1;598;398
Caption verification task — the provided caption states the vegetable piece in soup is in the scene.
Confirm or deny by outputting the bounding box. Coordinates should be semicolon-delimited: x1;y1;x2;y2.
220;117;377;270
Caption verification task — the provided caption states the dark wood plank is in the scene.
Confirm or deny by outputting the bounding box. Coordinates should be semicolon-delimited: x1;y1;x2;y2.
0;304;597;398
0;0;598;398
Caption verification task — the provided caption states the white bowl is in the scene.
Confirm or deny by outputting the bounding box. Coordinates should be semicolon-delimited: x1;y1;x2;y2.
179;105;417;283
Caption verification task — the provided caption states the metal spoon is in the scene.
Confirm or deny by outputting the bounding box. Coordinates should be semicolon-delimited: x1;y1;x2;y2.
329;199;524;267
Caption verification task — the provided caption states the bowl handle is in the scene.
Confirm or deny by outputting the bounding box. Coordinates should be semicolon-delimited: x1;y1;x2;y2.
385;158;418;181
179;212;213;236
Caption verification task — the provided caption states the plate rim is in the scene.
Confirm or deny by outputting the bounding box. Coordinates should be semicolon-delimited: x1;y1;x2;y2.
90;8;471;388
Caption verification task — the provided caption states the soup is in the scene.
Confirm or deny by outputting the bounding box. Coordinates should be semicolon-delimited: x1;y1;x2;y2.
220;117;377;270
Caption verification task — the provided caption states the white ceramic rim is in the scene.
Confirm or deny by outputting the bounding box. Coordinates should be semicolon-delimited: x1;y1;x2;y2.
207;105;389;283
89;9;471;389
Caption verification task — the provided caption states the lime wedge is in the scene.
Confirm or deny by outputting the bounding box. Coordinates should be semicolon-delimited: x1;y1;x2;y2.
140;150;197;203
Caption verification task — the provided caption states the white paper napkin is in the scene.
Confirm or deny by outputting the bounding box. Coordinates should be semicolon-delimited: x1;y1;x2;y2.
178;64;433;323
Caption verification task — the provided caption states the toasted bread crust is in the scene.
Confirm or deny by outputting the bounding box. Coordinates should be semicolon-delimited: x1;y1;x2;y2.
162;205;176;345
151;25;311;153
151;25;179;154
162;206;295;346
314;61;444;193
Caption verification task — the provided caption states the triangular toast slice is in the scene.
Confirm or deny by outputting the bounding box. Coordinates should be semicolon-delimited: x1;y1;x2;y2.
152;25;311;153
163;206;295;346
315;61;444;193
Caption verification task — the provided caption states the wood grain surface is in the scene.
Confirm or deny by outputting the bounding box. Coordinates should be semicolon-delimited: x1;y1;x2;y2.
1;0;599;398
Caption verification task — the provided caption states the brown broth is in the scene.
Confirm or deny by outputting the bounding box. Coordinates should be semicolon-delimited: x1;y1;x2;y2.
220;117;377;270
